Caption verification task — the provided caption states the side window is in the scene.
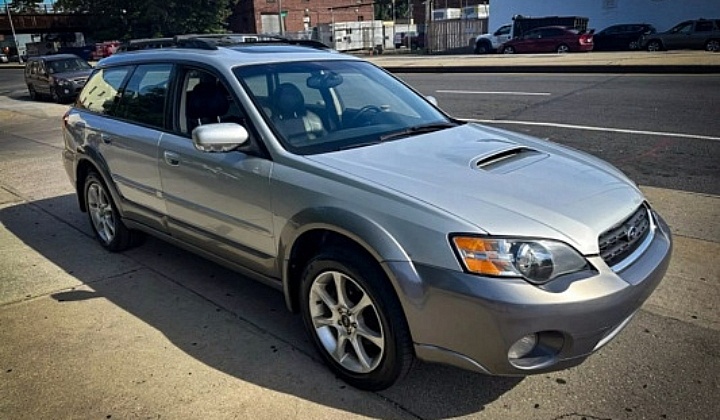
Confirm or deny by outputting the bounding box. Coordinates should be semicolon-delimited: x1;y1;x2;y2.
496;25;511;36
180;68;246;135
115;64;172;129
695;21;713;32
673;22;693;34
77;66;133;115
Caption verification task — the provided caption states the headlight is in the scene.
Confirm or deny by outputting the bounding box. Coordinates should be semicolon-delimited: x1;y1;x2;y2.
55;78;71;86
451;236;589;284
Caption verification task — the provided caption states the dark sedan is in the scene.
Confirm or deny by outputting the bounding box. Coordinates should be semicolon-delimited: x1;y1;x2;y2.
501;26;594;54
594;24;656;51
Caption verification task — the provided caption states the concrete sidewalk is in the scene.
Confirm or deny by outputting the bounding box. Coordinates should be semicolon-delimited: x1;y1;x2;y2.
364;50;720;73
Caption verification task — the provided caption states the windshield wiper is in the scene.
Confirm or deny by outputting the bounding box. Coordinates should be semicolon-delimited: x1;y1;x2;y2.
379;122;457;142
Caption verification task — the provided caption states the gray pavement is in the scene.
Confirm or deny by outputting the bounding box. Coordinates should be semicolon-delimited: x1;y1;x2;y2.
0;75;718;419
2;50;720;73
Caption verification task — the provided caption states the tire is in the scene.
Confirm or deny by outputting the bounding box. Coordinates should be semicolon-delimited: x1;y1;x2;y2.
84;171;138;251
705;39;720;52
503;45;515;54
51;87;64;104
474;41;490;54
647;40;662;52
299;250;414;391
27;85;37;100
556;44;570;54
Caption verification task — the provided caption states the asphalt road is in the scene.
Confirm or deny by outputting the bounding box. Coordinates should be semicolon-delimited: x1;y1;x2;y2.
397;73;720;196
0;70;718;419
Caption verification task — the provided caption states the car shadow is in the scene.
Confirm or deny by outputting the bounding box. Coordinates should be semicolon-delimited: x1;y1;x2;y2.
0;194;521;419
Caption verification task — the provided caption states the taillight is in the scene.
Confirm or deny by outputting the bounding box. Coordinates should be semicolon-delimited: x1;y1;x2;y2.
62;109;71;129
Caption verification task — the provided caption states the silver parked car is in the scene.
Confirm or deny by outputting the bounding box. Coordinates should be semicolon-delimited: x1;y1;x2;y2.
642;19;720;52
62;36;672;391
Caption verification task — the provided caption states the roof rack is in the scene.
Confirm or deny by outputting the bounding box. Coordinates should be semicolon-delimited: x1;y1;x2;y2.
172;34;331;51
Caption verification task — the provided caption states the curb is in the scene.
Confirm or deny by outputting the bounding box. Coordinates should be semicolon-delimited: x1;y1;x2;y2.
379;65;720;74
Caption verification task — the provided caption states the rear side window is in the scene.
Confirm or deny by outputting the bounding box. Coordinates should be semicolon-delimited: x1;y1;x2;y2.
695;21;714;32
114;64;173;129
77;66;132;115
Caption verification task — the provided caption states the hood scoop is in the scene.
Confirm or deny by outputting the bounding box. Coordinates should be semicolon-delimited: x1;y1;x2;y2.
473;146;548;173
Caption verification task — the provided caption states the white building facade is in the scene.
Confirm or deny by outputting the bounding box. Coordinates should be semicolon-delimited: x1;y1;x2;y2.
489;0;719;33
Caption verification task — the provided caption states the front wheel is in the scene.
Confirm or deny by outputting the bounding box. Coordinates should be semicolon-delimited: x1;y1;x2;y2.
51;87;64;104
503;45;515;54
474;41;490;54
300;251;414;391
647;40;662;52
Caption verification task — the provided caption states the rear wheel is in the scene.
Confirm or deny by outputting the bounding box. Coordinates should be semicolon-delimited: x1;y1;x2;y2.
300;250;414;391
84;171;139;251
705;39;720;52
556;44;570;54
502;45;515;54
647;40;662;51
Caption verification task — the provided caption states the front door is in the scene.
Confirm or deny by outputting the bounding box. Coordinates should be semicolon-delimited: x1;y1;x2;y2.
159;68;277;275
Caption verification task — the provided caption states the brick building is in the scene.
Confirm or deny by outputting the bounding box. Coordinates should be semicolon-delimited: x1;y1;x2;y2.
229;0;375;35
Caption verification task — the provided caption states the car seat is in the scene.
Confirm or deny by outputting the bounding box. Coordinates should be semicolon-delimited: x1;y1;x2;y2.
270;83;325;144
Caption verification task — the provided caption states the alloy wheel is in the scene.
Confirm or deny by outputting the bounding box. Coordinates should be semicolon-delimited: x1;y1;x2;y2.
308;270;385;373
87;181;116;245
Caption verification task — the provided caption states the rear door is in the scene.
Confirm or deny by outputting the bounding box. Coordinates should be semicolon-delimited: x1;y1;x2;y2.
74;64;172;230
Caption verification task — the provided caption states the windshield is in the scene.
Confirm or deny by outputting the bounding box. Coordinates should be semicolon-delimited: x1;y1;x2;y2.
234;60;454;155
48;58;92;74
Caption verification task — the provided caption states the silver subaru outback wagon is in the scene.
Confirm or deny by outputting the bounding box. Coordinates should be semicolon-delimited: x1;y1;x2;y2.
61;36;672;391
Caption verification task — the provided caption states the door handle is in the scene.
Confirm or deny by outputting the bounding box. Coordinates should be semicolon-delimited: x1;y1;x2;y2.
164;151;181;166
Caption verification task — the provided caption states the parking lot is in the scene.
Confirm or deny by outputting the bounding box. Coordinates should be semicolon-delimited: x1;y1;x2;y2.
0;57;718;419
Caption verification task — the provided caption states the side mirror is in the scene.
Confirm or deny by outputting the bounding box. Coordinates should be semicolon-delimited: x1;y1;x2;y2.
426;95;438;106
192;123;249;152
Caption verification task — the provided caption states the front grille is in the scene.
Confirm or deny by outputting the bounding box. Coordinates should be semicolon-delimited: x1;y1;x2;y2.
598;204;652;268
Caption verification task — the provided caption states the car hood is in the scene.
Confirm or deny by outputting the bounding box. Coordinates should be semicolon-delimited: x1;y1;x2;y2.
53;69;93;80
306;123;644;254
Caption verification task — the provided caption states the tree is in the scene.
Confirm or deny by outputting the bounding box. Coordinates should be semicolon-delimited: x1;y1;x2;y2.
55;0;233;40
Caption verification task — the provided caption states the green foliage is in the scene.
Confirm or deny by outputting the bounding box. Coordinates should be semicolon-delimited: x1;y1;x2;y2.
374;0;412;21
54;0;234;40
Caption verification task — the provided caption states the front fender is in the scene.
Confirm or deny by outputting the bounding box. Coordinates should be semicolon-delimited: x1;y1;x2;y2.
278;207;419;311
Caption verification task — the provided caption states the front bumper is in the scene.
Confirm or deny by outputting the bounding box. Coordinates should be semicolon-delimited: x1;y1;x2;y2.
387;211;672;376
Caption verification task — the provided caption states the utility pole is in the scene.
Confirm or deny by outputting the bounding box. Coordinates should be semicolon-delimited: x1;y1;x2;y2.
3;0;22;63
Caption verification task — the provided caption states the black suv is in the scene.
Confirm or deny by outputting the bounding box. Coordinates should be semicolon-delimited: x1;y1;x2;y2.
593;23;656;51
642;19;720;51
24;54;93;103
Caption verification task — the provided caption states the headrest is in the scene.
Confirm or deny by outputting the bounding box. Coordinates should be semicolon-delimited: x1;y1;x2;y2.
272;83;306;119
187;82;230;120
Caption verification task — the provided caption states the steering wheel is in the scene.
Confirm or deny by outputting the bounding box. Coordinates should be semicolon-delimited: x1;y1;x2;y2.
350;105;382;126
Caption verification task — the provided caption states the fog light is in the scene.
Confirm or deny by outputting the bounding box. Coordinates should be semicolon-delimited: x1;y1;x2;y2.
508;334;538;359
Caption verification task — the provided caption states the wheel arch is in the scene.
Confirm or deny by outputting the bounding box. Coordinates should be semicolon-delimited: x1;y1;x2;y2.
279;207;413;314
75;151;123;216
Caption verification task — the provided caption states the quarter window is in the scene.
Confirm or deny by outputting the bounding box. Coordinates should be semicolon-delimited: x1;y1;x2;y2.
77;66;132;115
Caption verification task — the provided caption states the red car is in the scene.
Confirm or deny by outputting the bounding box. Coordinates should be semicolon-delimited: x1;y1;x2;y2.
501;26;594;53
